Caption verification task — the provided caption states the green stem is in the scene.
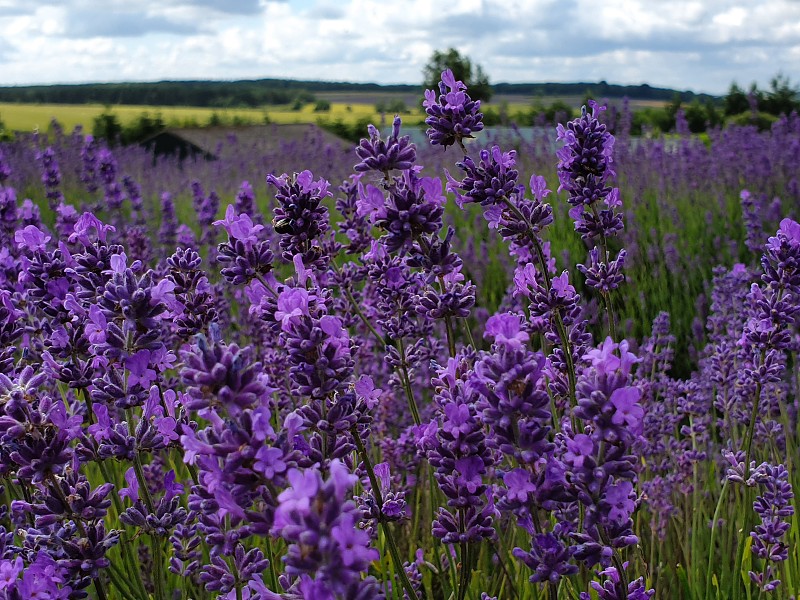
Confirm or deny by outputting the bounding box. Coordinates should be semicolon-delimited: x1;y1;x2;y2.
396;337;422;426
96;460;150;600
458;538;469;600
342;281;384;344
601;290;617;341
743;380;763;480
351;426;419;600
130;450;166;600
106;561;140;600
437;274;458;358
443;313;457;358
464;319;476;349
501;196;578;407
490;542;519;600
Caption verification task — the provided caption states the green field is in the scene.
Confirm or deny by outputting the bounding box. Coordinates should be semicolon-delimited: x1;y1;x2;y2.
0;99;563;134
0;101;432;133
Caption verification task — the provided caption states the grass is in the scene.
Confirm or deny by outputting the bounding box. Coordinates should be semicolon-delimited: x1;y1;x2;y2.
0;99;576;135
0;101;428;133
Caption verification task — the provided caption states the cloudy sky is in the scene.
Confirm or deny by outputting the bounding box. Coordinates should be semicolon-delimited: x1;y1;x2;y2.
0;0;797;94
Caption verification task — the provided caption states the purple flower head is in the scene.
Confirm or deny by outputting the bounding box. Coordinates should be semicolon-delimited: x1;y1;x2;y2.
610;387;644;434
565;434;595;469
769;217;800;250
442;402;472;436
577;247;626;292
584;337;640;377
126;349;157;388
358;170;445;253
356;184;386;219
163;469;184;502
749;463;794;578
529;174;551;201
423;68;484;149
557;101;623;240
69;211;116;245
119;467;139;504
254;446;287;480
552;271;576;299
604;480;636;523
0;557;22;590
483;312;530;351
502;468;537;505
355;115;417;173
374;462;391;491
446;145;519;208
513;533;578;584
354;375;381;409
275;287;311;330
15;225;50;252
454;456;486;495
266;169;332;267
214;204;264;245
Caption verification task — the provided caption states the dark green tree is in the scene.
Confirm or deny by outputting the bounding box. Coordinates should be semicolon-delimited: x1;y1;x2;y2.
724;82;749;116
423;48;493;102
92;111;123;144
123;112;165;144
763;73;799;116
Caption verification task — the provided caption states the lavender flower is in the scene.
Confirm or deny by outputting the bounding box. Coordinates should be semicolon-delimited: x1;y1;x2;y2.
355;115;417;174
445;145;519;208
423;68;484;150
357;169;446;253
273;460;383;598
749;463;794;593
266;170;332;268
557;102;623;241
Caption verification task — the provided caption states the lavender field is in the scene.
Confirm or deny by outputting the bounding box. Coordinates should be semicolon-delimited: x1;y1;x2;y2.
0;70;798;600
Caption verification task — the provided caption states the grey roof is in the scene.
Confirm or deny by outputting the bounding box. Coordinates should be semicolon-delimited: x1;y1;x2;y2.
155;123;351;158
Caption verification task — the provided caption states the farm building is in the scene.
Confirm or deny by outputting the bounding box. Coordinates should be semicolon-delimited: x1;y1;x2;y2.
139;123;351;162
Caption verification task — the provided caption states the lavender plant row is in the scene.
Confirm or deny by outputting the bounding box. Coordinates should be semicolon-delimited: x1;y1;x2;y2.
0;70;797;600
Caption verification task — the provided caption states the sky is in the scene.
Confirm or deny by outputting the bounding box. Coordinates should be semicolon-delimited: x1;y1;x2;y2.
0;0;798;95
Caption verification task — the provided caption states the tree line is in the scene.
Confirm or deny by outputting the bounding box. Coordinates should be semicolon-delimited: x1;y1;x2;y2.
0;67;712;109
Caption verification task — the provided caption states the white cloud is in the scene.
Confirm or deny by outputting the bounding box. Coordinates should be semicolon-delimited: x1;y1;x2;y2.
0;0;796;94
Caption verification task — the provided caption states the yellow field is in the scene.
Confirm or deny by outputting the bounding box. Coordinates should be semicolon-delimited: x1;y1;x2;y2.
0;102;428;133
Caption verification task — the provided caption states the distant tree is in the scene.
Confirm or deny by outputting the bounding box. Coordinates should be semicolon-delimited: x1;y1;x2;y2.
123;112;166;144
763;73;799;116
545;100;574;124
314;99;331;112
482;106;502;126
704;100;723;129
387;99;408;114
207;112;222;127
423;48;493;102
684;100;709;133
724;82;749;116
92;111;123;145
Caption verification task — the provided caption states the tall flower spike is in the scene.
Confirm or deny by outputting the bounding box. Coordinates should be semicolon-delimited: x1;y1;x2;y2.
445;145;519;208
557;101;623;241
355;115;417;174
266;170;332;269
423;68;484;150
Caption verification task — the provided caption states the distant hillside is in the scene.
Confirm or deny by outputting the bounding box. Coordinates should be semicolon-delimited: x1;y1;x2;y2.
0;78;717;107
